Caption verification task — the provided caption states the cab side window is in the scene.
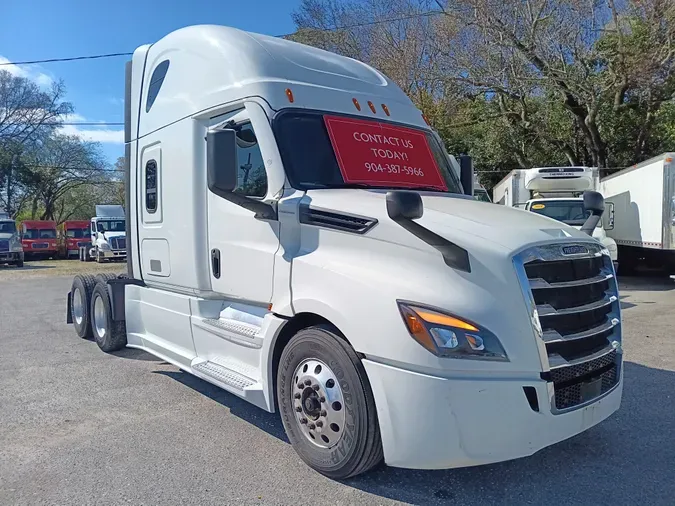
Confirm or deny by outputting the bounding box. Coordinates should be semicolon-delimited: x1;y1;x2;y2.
234;124;267;198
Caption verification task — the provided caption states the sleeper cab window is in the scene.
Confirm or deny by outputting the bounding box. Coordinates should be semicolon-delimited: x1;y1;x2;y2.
146;60;170;113
234;125;267;198
145;160;158;213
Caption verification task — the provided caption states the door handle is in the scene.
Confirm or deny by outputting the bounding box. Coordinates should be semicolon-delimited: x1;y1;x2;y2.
211;248;221;279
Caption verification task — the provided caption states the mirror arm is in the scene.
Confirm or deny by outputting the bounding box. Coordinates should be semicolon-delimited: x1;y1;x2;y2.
209;187;277;221
580;213;602;236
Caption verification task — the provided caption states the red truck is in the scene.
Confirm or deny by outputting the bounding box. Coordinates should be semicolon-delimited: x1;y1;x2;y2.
20;220;58;259
58;220;91;258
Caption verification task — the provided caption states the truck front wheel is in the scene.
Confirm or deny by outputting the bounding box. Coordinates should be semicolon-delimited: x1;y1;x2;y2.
277;326;383;479
90;282;127;352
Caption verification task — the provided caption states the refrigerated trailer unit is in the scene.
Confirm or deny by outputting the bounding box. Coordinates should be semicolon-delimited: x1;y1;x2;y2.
492;170;528;207
65;25;623;479
600;153;675;273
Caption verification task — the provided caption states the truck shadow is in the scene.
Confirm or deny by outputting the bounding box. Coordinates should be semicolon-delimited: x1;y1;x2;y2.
618;274;675;292
153;369;289;443
0;264;54;271
155;361;674;505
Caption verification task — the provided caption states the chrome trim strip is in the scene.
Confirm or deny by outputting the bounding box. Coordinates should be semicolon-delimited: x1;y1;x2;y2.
529;273;613;289
542;317;619;344
537;295;616;317
548;340;621;369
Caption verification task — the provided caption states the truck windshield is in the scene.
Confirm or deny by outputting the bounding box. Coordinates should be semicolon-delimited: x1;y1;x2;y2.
273;111;462;193
529;200;590;226
24;229;56;239
97;220;125;232
474;189;491;202
0;221;15;234
67;228;90;238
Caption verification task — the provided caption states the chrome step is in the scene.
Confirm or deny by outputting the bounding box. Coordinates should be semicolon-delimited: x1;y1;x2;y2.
192;360;255;390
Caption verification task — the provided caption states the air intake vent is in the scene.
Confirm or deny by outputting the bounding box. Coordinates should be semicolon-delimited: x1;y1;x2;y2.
299;206;377;234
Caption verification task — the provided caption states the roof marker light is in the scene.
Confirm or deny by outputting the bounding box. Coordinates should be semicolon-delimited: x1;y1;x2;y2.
422;113;430;125
382;104;390;116
352;98;361;111
285;88;294;103
367;101;377;114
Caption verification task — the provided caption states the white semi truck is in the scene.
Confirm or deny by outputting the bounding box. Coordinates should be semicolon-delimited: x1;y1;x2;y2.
66;25;623;479
493;167;618;269
599;153;675;274
79;205;127;262
0;212;23;267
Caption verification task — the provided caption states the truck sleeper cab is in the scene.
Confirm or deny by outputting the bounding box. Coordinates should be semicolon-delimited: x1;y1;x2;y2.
66;25;622;479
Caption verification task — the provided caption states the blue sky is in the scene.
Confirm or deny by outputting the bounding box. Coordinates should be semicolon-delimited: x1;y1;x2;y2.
1;0;302;164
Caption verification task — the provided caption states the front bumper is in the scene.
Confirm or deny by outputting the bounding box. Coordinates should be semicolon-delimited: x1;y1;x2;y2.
100;249;126;259
0;251;23;263
363;359;623;470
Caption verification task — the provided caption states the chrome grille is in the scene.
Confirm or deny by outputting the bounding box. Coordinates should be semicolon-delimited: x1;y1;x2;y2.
110;237;126;250
514;242;622;412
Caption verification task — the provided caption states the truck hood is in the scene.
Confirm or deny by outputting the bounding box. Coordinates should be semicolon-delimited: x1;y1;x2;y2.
99;231;125;240
304;189;591;254
0;232;14;240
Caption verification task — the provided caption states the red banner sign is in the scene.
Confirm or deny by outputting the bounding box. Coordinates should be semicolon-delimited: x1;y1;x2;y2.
324;115;447;190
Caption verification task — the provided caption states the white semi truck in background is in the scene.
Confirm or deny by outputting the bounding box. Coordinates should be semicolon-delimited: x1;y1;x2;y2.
493;167;618;269
65;25;622;479
599;153;675;274
79;205;127;262
0;212;23;267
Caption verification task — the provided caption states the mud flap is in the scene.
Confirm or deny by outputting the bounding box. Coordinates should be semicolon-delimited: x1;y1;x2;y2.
66;291;73;324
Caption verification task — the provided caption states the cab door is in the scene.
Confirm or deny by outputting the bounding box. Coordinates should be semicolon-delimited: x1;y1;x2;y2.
206;102;281;304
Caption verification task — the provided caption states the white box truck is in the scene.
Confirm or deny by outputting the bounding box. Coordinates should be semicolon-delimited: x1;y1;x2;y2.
65;25;623;479
599;153;675;274
492;170;528;208
493;167;618;269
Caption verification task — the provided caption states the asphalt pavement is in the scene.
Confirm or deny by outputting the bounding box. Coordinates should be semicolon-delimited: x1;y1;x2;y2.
0;274;674;505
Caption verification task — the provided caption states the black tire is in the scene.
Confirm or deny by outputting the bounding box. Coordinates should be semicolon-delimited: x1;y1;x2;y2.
71;274;97;339
16;259;24;268
90;282;127;352
277;326;383;479
95;273;118;285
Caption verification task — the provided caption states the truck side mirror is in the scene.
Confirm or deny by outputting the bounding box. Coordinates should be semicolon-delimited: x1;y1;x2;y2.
459;155;473;196
580;190;604;236
207;129;238;194
386;191;423;221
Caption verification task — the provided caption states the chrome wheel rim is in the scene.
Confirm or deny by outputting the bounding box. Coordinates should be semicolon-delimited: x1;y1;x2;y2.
292;359;345;449
93;295;107;339
73;287;84;325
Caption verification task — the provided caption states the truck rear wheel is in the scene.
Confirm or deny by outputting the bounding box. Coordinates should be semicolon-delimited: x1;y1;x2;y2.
71;274;97;339
90;282;127;352
95;273;118;284
277;326;383;479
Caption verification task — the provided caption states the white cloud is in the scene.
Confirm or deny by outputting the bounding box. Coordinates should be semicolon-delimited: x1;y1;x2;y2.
59;124;124;144
0;55;53;87
107;97;124;106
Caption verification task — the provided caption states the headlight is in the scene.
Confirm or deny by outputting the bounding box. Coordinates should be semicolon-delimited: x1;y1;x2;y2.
99;243;111;250
398;302;508;361
9;235;22;252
